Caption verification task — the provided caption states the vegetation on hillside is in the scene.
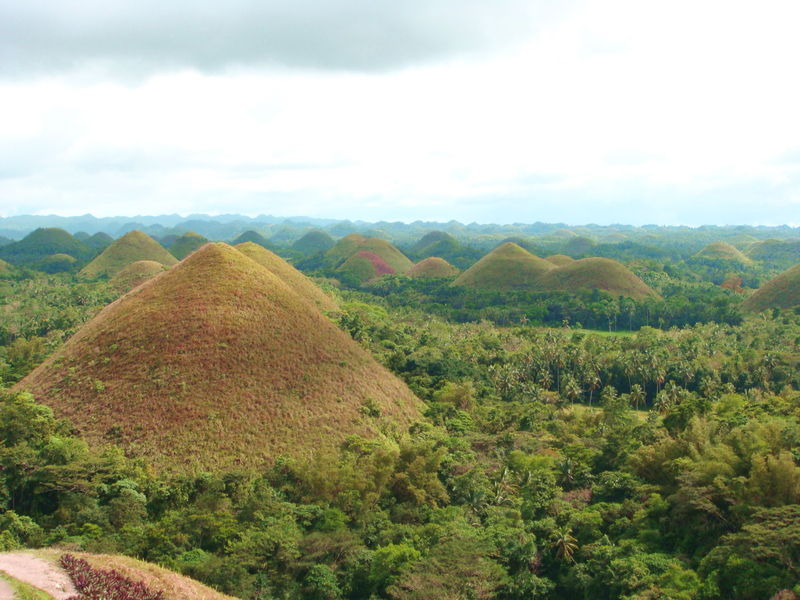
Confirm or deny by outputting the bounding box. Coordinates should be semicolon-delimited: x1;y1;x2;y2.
80;231;178;279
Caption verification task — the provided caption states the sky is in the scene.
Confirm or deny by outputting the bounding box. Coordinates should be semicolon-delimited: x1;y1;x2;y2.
1;0;800;225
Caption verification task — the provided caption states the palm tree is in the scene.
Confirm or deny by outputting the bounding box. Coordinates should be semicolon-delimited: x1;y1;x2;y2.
551;528;578;563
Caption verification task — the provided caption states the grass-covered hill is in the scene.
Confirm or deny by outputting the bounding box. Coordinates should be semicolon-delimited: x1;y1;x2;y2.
109;259;169;292
37;253;78;273
327;235;413;274
536;257;659;299
79;230;178;279
169;231;209;260
336;250;397;283
18;243;421;471
452;242;554;290
292;229;335;255
0;227;90;266
235;241;338;312
742;263;800;312
231;230;272;248
409;231;482;269
746;238;800;267
545;254;575;266
407;257;459;278
693;241;753;265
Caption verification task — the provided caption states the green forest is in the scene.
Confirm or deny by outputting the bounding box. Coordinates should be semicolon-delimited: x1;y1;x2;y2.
1;219;800;600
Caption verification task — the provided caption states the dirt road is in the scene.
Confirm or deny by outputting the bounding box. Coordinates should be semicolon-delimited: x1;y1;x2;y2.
0;552;76;599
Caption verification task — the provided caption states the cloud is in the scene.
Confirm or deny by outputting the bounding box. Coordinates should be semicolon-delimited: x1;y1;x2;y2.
0;0;569;77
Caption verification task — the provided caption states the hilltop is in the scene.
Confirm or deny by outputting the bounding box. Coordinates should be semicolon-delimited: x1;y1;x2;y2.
109;259;169;292
18;243;420;471
746;239;800;267
0;228;90;266
694;241;752;265
452;242;554;290
536;257;658;299
742;263;800;312
408;257;459;278
337;250;397;283
37;253;77;273
80;230;178;279
413;231;459;254
231;230;272;248
235;241;338;312
169;231;209;259
292;229;335;255
546;254;575;266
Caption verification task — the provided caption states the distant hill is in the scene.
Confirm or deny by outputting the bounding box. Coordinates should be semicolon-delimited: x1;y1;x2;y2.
169;231;209;259
76;231;114;252
746;239;800;266
235;241;338;312
0;228;90;265
536;257;658;299
545;254;575;266
452;242;554;290
327;235;413;274
19;243;420;471
109;260;169;293
38;253;77;273
231;230;272;248
694;241;752;265
408;257;459;278
80;230;178;279
742;263;800;312
410;231;482;269
563;235;598;256
292;230;335;255
413;231;458;253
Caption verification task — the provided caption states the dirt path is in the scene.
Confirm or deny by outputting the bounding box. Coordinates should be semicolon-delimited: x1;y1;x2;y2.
0;577;15;600
0;552;76;599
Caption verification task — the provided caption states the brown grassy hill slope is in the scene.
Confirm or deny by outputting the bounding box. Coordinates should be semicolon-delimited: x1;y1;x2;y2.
80;230;178;278
234;241;338;312
109;260;169;293
452;242;554;290
536;257;658;299
18;243;421;472
408;257;459;278
545;254;575;267
742;263;800;312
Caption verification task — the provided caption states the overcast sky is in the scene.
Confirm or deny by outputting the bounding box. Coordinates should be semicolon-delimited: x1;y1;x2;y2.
1;0;800;225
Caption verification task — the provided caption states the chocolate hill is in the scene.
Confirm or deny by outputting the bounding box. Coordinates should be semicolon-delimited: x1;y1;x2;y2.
18;243;420;471
0;228;90;266
452;242;554;290
694;241;752;265
168;231;208;259
408;257;459;278
80;231;178;278
536;258;658;299
234;241;338;312
545;254;575;267
109;260;169;293
743;263;800;312
327;234;413;273
292;230;335;255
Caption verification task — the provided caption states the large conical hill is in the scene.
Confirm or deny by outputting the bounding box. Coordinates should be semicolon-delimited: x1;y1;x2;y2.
742;263;800;312
0;228;90;265
536;257;658;299
545;254;575;267
80;230;178;279
235;241;338;312
18;243;420;471
408;257;459;278
452;242;554;290
169;231;208;259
